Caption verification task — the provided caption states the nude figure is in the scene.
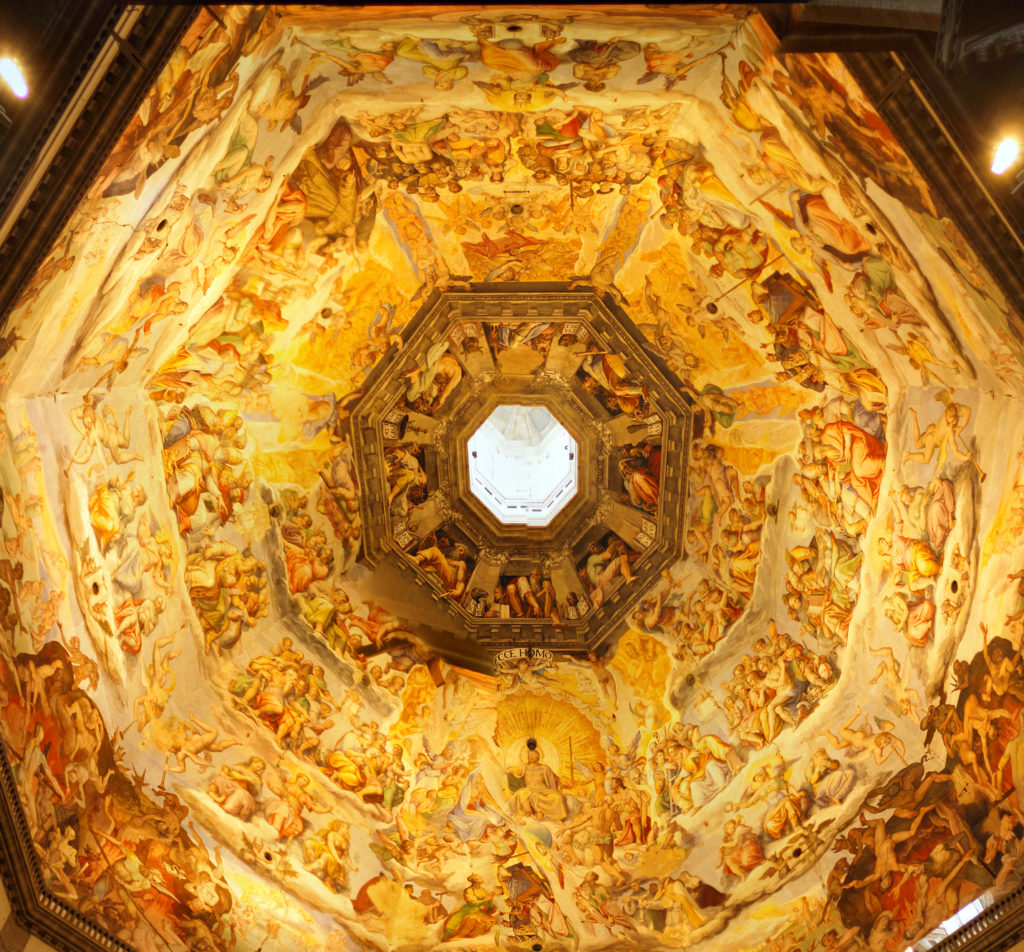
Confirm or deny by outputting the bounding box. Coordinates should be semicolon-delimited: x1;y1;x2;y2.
956;690;1011;779
160;713;241;782
825;706;907;766
133;635;181;731
65;397;144;475
981;621;1023;696
15;723;66;830
924;704;989;788
22;656;64;715
904;396;984;481
869;644;924;719
846;806;935;891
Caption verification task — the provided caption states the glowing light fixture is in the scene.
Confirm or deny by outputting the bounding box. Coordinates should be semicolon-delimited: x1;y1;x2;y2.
0;58;28;99
991;136;1019;174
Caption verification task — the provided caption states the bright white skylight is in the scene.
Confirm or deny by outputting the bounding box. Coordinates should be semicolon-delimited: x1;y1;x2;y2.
467;405;577;527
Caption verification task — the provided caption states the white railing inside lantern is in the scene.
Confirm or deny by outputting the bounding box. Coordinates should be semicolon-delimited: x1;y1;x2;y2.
467;405;578;527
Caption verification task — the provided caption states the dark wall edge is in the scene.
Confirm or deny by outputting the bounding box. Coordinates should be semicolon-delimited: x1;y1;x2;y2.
0;6;200;325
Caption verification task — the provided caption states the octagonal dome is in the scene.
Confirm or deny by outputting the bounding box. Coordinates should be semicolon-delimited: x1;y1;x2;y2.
2;6;1024;952
467;404;578;527
349;284;694;653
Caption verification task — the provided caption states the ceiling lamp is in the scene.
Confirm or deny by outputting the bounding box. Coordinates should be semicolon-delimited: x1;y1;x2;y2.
991;136;1019;174
0;57;28;99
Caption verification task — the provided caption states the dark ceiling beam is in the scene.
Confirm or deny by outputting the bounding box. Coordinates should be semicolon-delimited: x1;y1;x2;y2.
935;0;964;68
937;0;1024;67
0;1;121;187
0;6;200;325
792;0;943;33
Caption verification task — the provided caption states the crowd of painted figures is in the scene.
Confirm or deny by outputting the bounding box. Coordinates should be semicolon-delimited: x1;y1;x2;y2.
0;5;1022;952
0;639;237;950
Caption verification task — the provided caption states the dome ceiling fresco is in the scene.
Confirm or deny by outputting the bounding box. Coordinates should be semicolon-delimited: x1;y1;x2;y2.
2;5;1024;952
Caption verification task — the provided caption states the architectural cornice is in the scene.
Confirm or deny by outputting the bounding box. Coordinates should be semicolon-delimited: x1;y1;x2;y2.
928;885;1024;952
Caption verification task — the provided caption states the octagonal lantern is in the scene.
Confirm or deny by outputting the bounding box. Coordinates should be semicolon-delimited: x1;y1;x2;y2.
467;405;579;528
350;283;697;657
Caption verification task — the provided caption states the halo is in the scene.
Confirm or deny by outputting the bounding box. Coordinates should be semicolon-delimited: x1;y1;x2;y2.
494;691;604;786
504;734;560;773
